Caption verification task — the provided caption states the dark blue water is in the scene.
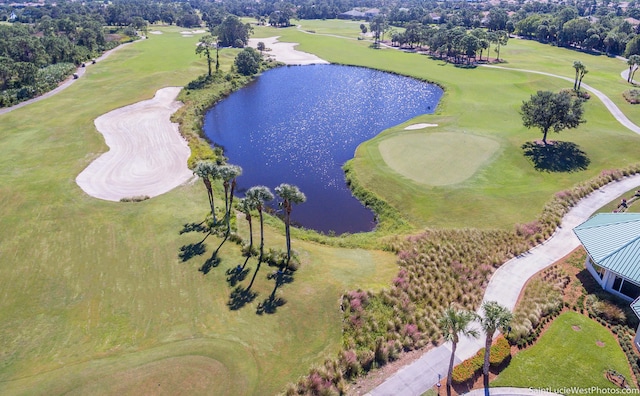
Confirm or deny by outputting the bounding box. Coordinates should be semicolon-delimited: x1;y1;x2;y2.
203;64;442;234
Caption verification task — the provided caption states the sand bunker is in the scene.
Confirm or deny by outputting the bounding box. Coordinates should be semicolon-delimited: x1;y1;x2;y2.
247;37;329;65
76;87;193;201
149;31;163;35
404;123;438;130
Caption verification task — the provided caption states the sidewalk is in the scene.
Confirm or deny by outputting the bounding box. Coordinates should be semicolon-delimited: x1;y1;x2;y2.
368;174;640;396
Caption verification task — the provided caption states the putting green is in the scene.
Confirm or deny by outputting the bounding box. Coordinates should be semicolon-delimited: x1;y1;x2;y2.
378;131;500;186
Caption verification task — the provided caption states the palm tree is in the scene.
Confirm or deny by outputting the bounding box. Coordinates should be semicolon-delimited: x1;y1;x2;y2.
193;161;220;224
628;55;640;83
479;301;512;396
573;61;588;91
274;183;306;268
438;305;479;396
218;164;243;235
236;197;256;259
245;186;274;261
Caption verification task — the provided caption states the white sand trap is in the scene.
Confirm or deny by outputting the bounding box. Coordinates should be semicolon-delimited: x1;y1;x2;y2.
247;37;329;65
149;31;163;35
76;87;193;201
182;34;193;37
404;123;438;130
192;29;206;34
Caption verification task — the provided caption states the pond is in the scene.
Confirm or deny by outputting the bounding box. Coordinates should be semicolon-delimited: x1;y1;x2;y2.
203;64;443;234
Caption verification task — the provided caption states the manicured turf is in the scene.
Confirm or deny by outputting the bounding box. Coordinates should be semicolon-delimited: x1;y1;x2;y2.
378;131;500;186
491;311;635;389
253;22;640;229
0;25;398;395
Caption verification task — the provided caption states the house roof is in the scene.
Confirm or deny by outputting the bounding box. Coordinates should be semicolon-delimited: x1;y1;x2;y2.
574;213;640;283
631;296;640;319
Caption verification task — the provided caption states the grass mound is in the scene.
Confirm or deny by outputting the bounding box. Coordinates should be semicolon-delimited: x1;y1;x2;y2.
378;131;500;186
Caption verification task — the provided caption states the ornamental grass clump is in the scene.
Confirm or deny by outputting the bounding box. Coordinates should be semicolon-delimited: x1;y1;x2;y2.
507;267;568;347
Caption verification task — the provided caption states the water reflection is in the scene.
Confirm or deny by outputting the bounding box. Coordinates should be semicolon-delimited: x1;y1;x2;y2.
204;64;442;234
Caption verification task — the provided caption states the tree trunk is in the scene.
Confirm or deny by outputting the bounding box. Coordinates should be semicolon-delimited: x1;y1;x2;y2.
483;332;493;396
447;341;457;396
542;128;549;145
258;207;265;261
247;214;253;251
203;178;216;223
285;205;292;267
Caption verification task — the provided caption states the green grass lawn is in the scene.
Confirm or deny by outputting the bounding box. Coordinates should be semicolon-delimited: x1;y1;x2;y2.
492;311;635;390
252;22;640;229
0;25;397;395
4;20;640;395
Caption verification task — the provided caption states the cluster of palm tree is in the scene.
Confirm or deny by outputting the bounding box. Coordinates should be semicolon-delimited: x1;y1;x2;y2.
627;55;640;83
572;60;588;91
193;160;306;276
438;301;512;396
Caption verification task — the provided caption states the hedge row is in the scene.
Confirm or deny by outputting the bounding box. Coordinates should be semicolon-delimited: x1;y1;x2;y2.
452;336;510;384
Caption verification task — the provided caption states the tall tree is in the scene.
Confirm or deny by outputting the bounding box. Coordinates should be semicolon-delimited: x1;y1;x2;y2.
245;186;274;261
627;54;640;83
234;47;262;76
237;197;257;257
196;34;215;77
218;164;243;235
215;15;252;48
370;14;388;48
493;30;509;61
438;305;479;396
274;183;306;268
193;161;220;224
573;60;588;91
478;301;512;396
520;90;585;145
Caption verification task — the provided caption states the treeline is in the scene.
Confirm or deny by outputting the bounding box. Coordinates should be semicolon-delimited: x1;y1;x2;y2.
0;6;141;107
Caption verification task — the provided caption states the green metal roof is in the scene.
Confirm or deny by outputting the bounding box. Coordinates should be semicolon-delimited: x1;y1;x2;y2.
631;296;640;319
573;213;640;284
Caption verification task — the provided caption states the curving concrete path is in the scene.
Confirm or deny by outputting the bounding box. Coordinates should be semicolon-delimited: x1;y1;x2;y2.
368;65;640;396
0;40;136;116
482;65;640;135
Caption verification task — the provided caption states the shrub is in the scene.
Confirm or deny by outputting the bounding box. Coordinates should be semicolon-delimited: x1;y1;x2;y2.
489;336;511;366
623;89;640;104
452;352;483;384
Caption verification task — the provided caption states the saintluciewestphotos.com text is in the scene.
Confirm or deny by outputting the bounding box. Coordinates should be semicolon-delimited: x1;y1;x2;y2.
530;387;640;394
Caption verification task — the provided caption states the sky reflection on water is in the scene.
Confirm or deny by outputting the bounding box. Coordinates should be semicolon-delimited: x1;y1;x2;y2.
204;64;442;234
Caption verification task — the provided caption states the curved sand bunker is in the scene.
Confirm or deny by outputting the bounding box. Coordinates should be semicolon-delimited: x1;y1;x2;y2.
247;36;329;65
404;123;438;130
76;87;193;201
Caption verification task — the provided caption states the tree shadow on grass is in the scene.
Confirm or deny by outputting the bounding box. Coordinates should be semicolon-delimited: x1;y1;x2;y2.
256;295;287;315
226;265;250;287
179;242;206;262
179;221;209;235
198;234;228;275
178;220;211;262
256;269;295;315
227;286;258;310
522;141;590;172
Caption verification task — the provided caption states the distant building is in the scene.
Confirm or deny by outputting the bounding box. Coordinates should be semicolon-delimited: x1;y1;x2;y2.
338;8;380;21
